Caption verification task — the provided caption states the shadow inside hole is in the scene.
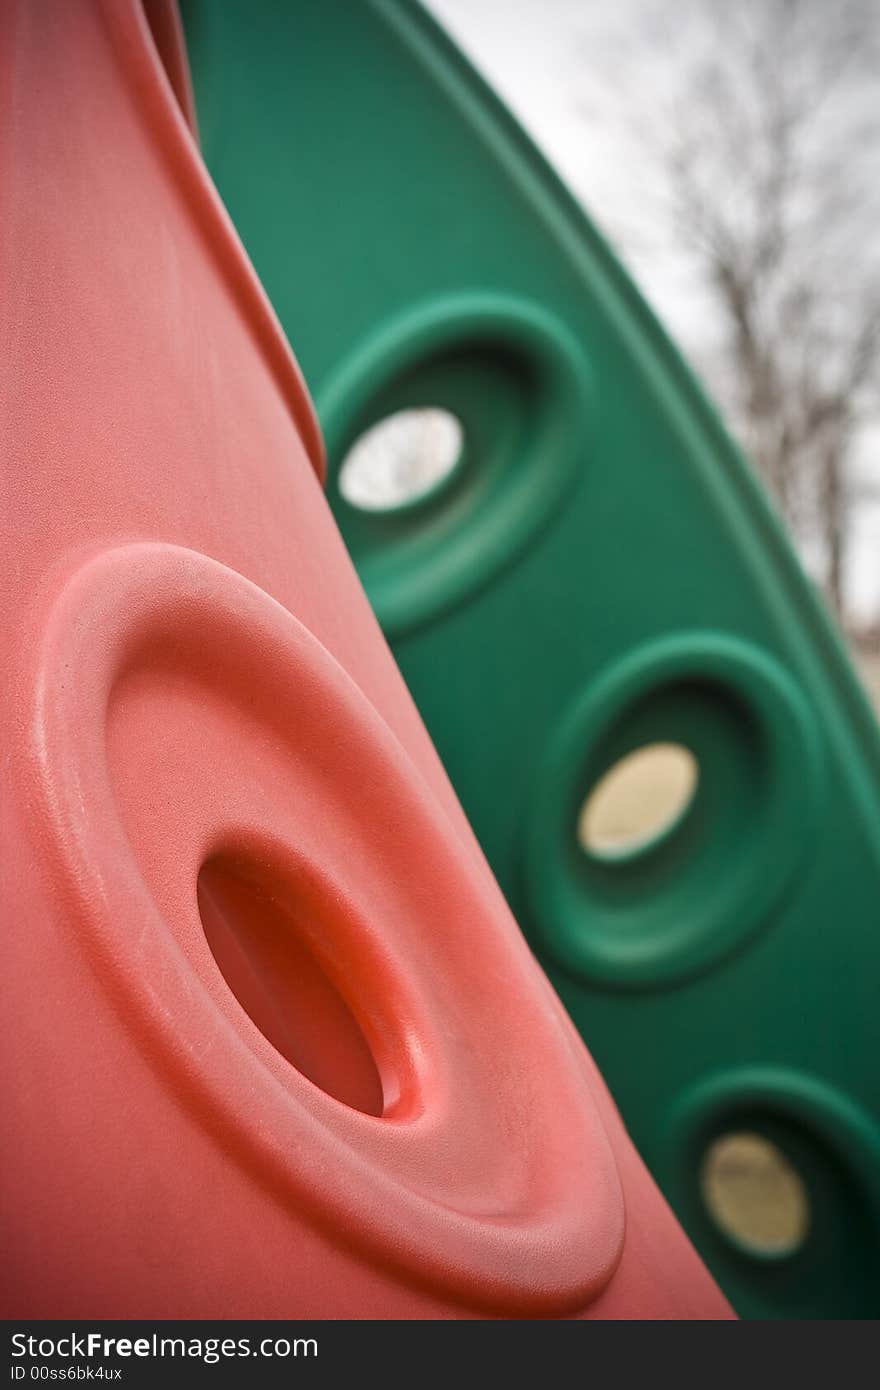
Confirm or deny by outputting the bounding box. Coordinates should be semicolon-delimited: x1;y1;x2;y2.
197;856;384;1116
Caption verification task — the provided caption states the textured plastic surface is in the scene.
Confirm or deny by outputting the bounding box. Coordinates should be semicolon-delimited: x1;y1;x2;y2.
185;0;880;1317
0;0;730;1320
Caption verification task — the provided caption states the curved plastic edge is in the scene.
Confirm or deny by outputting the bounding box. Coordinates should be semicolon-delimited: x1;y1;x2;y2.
373;0;880;854
99;0;325;480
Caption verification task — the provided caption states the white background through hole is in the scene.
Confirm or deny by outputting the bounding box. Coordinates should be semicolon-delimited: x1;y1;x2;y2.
578;742;699;858
339;407;464;511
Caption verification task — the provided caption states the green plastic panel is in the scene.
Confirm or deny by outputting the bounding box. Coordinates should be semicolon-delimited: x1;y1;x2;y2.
183;0;880;1317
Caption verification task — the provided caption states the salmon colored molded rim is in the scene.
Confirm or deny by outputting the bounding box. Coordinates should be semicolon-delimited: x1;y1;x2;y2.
21;543;624;1314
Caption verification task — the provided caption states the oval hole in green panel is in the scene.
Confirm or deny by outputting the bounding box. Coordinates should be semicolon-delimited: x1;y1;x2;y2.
339;406;463;513
578;741;699;861
701;1131;810;1259
320;296;590;638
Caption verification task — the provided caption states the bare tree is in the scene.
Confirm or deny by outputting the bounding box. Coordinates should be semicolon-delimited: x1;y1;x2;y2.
582;0;880;621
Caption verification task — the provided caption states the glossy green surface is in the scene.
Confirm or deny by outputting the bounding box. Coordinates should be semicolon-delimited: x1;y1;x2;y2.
184;0;880;1317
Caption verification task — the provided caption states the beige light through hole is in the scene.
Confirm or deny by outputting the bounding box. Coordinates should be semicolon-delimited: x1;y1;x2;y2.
338;407;463;511
701;1132;810;1258
578;741;699;859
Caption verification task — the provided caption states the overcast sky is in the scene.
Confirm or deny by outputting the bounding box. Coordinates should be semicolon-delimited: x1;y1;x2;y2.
426;0;879;627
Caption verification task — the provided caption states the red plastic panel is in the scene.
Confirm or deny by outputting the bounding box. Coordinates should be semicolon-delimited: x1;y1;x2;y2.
0;0;731;1319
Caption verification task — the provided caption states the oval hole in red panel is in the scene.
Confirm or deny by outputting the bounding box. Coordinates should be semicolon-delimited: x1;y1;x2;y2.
197;857;384;1117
